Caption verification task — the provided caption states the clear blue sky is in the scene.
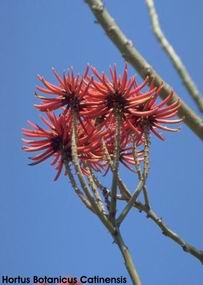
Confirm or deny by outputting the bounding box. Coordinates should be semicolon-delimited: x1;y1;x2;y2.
1;0;203;284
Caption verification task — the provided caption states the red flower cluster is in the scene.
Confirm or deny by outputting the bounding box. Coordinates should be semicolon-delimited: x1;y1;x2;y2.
23;65;181;180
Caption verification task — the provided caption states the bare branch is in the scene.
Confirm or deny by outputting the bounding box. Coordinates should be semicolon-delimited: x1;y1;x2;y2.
141;204;203;264
85;0;203;140
145;0;203;113
117;191;203;264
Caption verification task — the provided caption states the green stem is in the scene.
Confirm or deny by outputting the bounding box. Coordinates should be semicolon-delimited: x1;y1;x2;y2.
117;195;203;264
71;110;115;234
110;112;121;223
116;179;144;226
85;165;106;214
132;140;150;210
63;160;95;213
114;230;142;285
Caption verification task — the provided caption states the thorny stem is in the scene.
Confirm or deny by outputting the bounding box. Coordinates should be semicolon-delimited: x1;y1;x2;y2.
132;139;150;210
85;165;106;214
91;171;110;193
100;128;143;284
116;127;150;226
110;112;121;223
145;0;203;113
66;133;142;284
71;110;115;234
143;126;150;181
89;171;111;211
102;139;139;202
71;112;99;214
102;139;113;168
63;159;95;213
85;0;203;140
142;126;151;209
102;139;132;198
70;114;142;284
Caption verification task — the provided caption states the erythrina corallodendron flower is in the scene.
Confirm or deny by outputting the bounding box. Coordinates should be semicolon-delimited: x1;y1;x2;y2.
23;64;181;181
83;65;158;124
22;112;71;180
127;91;182;141
35;66;91;116
22;112;106;180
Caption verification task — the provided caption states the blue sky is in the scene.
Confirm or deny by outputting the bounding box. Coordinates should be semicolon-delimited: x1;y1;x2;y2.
0;0;203;284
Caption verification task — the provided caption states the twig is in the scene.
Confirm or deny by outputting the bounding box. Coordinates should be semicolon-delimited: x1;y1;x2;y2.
71;110;115;234
102;132;142;284
69;132;142;284
71;112;99;213
145;0;203;113
116;192;203;264
145;207;203;264
114;230;142;285
85;165;107;214
116;127;151;226
84;0;203;140
63;160;95;213
109;112;121;223
116;126;150;227
90;170;110;193
132;139;150;210
116;179;145;227
143;127;150;181
89;171;111;211
101;172;203;265
142;127;151;209
102;139;135;200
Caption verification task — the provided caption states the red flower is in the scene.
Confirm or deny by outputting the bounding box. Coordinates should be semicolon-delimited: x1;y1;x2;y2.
35;66;91;115
23;64;182;180
22;112;71;180
127;92;182;141
83;65;157;126
22;113;106;179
